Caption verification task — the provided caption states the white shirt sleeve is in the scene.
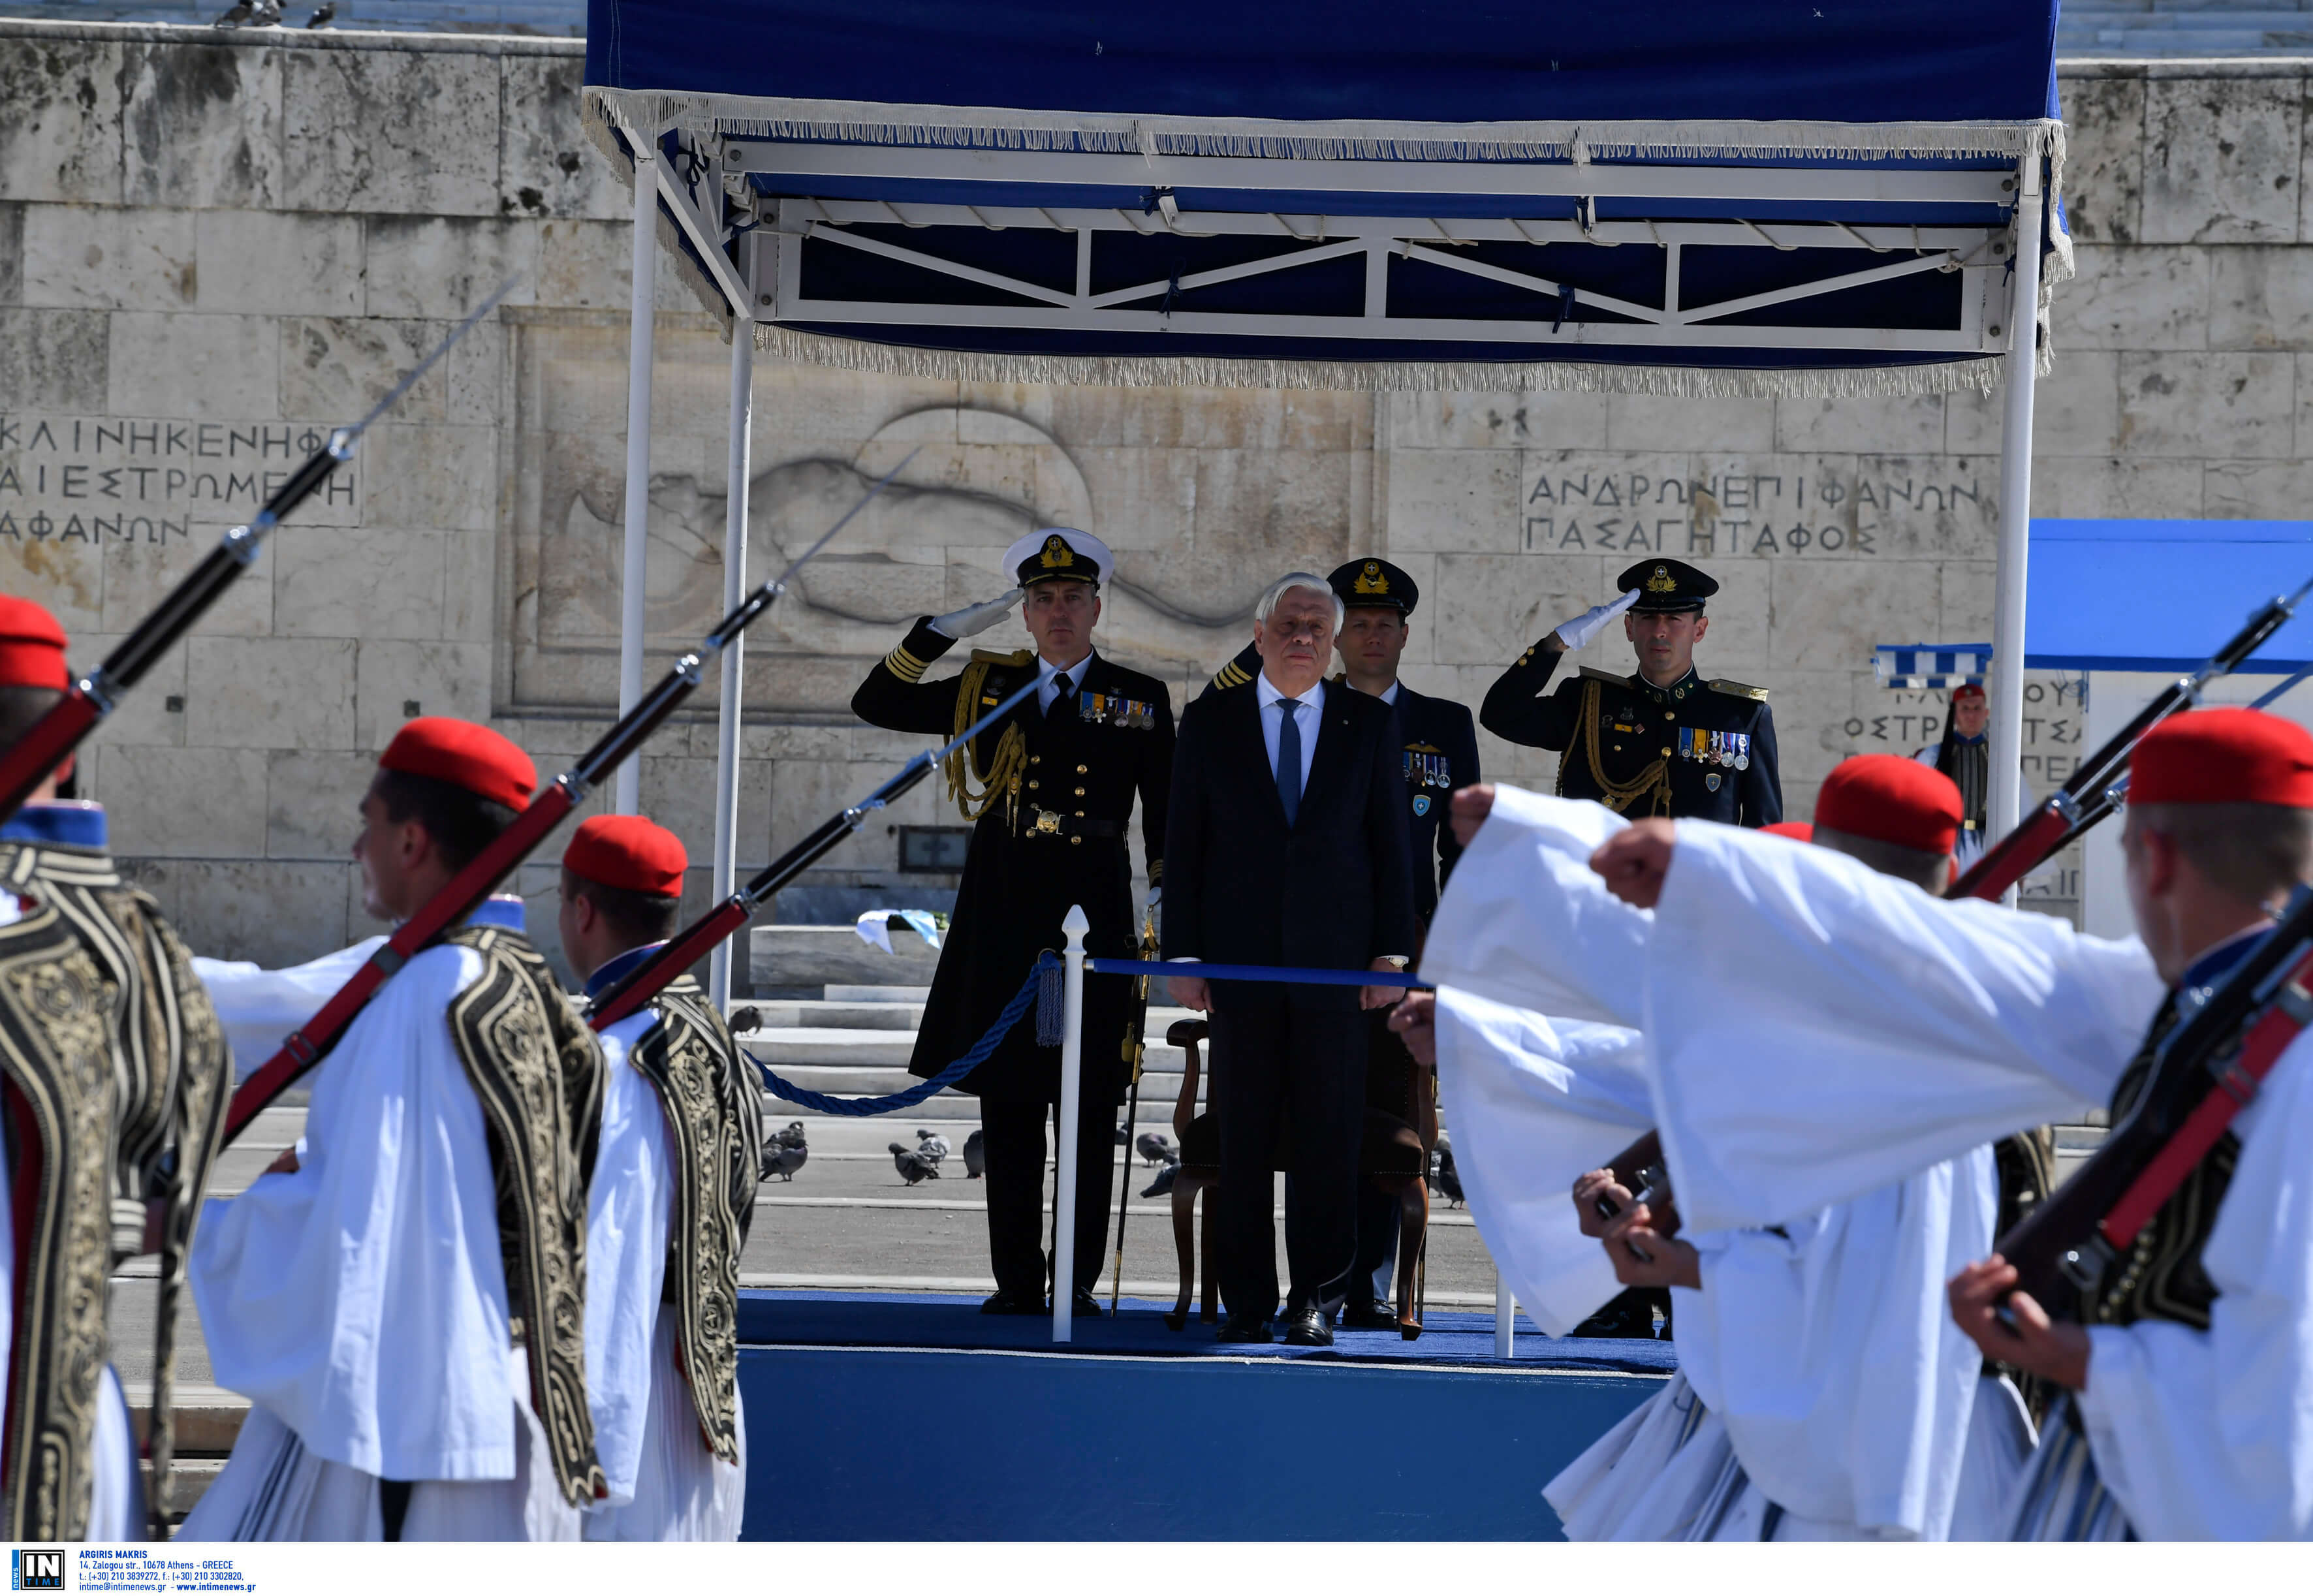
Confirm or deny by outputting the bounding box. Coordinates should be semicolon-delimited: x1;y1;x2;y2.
1432;988;1651;1336
1643;820;2162;1233
189;944;518;1481
1421;787;1650;1027
2073;1035;2313;1539
583;1014;677;1507
194;937;388;1082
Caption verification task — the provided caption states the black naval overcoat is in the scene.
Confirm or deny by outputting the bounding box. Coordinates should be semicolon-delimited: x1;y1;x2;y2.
851;619;1174;1105
1480;649;1782;827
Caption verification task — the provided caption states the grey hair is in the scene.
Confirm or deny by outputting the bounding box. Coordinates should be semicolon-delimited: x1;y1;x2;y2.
1254;572;1344;631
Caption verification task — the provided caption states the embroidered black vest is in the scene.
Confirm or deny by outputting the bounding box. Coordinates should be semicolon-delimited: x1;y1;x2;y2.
2087;993;2235;1330
441;925;608;1507
0;841;228;1539
627;977;761;1465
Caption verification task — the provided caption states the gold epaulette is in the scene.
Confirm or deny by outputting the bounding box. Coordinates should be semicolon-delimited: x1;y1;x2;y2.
1578;666;1631;687
971;646;1036;667
1210;659;1254;691
881;644;930;683
1708;678;1770;701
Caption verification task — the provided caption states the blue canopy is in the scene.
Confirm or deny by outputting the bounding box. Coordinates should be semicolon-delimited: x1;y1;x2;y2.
584;0;2067;392
2027;521;2313;674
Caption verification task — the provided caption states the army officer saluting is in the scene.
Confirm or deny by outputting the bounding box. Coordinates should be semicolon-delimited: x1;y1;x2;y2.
851;528;1174;1317
1481;558;1780;828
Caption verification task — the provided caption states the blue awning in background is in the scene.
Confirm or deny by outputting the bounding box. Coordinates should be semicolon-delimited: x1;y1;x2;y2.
2026;520;2313;673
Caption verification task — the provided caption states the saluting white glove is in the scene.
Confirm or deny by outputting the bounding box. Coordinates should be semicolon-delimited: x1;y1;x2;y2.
1553;586;1642;651
928;587;1025;640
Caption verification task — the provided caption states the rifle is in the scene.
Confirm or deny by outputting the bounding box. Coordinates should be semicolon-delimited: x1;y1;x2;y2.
1998;884;2313;1313
221;452;915;1143
0;280;519;826
588;674;1040;1029
1948;577;2313;902
1109;909;1159;1311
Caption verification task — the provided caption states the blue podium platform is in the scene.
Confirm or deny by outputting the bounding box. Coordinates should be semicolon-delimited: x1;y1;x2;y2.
735;1290;1672;1540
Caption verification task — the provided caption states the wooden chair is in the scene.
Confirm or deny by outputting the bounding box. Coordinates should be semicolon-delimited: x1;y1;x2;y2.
1159;1016;1438;1339
1161;1018;1222;1332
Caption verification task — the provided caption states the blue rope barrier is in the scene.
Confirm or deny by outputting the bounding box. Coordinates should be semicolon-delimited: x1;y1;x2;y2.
747;953;1058;1116
1088;958;1426;988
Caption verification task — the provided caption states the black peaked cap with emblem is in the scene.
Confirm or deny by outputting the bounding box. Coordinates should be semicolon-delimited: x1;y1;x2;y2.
1327;557;1419;618
1617;558;1718;615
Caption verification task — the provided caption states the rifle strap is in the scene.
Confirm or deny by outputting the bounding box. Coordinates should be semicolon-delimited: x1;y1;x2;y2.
2100;950;2313;1250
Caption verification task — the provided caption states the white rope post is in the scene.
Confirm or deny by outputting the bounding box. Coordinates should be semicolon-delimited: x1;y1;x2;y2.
708;330;753;1009
1988;151;2044;906
614;130;659;817
1494;1272;1515;1359
1052;905;1090;1344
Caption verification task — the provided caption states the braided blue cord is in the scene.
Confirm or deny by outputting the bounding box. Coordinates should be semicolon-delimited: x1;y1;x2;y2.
748;952;1058;1117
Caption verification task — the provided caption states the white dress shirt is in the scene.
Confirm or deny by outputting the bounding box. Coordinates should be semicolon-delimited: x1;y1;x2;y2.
1035;648;1095;714
1254;670;1324;796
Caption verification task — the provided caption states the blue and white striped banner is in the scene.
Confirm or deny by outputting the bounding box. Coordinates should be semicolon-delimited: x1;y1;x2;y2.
1874;642;1991;690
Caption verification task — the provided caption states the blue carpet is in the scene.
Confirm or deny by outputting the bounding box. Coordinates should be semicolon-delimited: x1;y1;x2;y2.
736;1287;1677;1374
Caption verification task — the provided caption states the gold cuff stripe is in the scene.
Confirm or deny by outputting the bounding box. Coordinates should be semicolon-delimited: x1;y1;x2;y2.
1147;859;1163;883
884;646;929;683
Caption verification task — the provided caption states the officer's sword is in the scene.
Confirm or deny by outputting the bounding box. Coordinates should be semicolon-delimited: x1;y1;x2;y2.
588;675;1041;1028
0;277;519;826
221;451;915;1144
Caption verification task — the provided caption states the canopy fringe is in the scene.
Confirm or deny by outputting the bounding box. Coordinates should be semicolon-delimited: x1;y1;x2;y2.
584;87;2065;172
583;104;740;338
747;324;2032;398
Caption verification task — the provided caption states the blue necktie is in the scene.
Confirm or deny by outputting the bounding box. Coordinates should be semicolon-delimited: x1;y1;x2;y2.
1275;697;1303;828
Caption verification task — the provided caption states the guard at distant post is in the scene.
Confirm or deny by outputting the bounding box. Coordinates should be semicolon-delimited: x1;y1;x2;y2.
0;597;231;1539
1481;558;1778;1338
851;529;1175;1317
1481;559;1781;829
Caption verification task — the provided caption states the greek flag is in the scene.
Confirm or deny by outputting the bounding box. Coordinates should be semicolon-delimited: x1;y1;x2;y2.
1874;642;1991;691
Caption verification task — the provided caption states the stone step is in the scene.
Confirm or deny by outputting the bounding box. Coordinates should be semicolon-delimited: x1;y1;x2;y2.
749;926;941;995
823;984;932;1004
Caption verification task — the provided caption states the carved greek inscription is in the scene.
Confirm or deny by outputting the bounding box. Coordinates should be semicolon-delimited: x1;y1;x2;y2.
1517;457;1992;559
0;415;360;542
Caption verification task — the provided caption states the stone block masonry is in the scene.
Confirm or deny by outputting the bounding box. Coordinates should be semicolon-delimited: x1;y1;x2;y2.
4;27;2301;965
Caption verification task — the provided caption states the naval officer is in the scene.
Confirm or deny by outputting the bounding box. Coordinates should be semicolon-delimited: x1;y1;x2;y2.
1480;558;1780;829
851;528;1175;1317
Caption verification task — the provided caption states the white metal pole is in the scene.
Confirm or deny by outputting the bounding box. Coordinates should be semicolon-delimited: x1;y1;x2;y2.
708;330;754;1009
1988;152;2044;906
614;131;659;817
1053;905;1090;1343
1494;1272;1514;1359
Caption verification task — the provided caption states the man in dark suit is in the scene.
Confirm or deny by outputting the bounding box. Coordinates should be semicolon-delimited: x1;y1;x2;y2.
1165;572;1419;1347
851;527;1174;1317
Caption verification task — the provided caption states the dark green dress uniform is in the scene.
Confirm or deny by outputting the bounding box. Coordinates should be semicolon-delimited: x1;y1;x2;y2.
849;529;1174;1311
1479;559;1782;828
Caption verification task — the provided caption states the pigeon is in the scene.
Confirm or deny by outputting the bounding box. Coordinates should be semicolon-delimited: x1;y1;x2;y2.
763;1139;806;1182
1135;1130;1176;1167
915;1129;950;1165
772;1121;806;1151
212;0;281;26
305;3;335;25
962;1127;986;1179
1429;1140;1464;1208
1141;1161;1179;1199
729;1007;763;1035
890;1142;941;1184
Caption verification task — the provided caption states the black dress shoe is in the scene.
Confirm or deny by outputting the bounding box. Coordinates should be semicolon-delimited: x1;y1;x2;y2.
1071;1287;1103;1319
1216;1314;1274;1343
1339;1298;1397;1330
980;1289;1046;1315
1281;1307;1334;1347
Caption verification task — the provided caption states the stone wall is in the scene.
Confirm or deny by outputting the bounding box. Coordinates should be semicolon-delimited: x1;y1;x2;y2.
3;23;2303;971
